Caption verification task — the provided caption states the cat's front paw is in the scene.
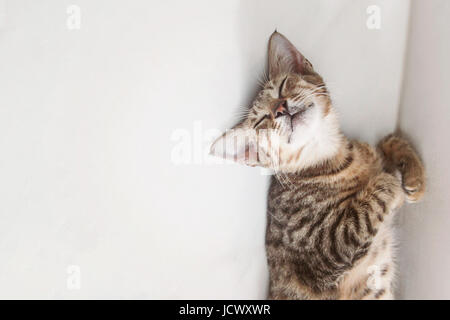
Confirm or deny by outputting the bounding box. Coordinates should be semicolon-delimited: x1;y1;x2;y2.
399;158;425;203
378;134;426;203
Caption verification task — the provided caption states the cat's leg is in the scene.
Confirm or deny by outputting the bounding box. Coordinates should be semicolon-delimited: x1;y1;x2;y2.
378;134;426;203
338;173;403;300
349;171;404;240
351;172;403;248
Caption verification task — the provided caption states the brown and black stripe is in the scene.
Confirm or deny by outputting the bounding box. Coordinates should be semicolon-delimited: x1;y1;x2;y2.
265;138;412;300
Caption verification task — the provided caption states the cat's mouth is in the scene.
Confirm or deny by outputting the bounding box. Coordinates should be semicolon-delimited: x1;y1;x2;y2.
286;109;307;143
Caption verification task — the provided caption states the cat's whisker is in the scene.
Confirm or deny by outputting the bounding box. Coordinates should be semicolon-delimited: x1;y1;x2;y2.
262;68;269;83
296;92;330;107
303;86;329;98
232;107;251;118
292;86;329;105
274;168;295;191
257;69;270;88
280;171;295;191
276;172;288;190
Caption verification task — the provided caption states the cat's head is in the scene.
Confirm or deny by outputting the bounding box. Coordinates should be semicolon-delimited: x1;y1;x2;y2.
210;32;342;172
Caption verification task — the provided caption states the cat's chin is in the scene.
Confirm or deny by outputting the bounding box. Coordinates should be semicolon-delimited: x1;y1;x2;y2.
286;124;300;145
285;111;305;144
286;129;304;147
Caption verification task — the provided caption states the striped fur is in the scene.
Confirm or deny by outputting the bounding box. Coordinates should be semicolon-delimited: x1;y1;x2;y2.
266;138;415;299
211;32;425;300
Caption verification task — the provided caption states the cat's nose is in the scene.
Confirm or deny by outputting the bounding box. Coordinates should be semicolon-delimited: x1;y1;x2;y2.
273;101;288;118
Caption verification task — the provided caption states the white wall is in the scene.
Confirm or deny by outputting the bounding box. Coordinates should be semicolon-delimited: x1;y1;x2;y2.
0;0;409;298
396;0;450;299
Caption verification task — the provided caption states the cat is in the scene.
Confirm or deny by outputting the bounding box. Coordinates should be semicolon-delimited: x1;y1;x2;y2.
210;31;425;299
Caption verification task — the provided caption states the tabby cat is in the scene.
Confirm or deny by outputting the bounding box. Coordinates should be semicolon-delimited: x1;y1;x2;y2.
210;32;425;299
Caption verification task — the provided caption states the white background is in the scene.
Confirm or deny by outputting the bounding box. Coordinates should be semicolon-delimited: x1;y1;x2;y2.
0;0;447;299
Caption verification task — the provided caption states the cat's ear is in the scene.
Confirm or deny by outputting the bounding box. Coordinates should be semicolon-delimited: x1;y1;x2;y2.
210;125;259;166
268;31;314;78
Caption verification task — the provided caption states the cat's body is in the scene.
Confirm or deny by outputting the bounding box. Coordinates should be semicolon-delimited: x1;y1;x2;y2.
211;32;425;300
266;138;408;299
